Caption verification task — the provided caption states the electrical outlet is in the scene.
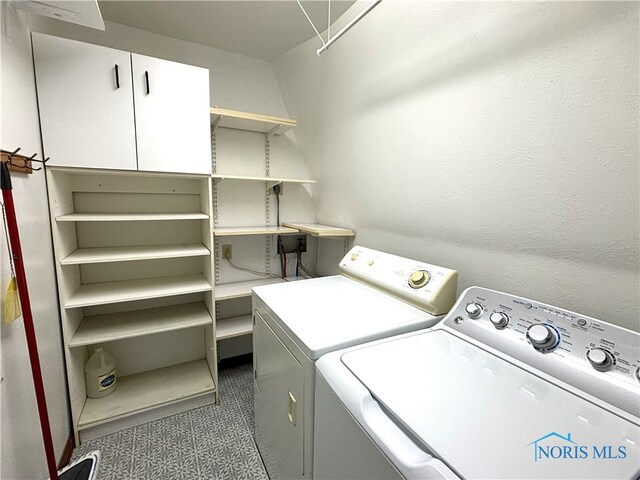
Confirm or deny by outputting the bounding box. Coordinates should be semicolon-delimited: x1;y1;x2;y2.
222;244;232;260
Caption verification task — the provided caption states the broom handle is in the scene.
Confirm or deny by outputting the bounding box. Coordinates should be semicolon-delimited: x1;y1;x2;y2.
1;162;59;480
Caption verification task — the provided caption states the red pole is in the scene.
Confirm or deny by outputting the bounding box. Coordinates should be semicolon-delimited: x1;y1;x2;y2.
1;162;59;480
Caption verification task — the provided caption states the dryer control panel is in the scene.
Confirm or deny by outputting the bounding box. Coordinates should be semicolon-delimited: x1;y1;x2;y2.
339;246;458;316
443;287;640;418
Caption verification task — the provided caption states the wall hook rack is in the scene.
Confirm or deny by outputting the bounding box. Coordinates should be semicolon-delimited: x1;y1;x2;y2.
1;147;50;173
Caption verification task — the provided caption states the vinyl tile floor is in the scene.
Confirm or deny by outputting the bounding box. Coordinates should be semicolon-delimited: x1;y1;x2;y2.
71;360;268;480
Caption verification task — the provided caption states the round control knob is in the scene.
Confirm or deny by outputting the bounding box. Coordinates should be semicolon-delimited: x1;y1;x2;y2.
408;270;430;289
526;324;560;351
489;312;509;330
351;253;358;261
465;303;483;319
586;348;615;372
636;367;640;383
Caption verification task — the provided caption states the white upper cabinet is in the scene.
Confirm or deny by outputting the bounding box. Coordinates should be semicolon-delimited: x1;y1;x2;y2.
32;33;138;170
132;54;212;175
32;35;212;175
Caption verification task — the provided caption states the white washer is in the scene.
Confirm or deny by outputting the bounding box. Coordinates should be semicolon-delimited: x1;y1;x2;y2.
315;286;640;479
251;246;458;480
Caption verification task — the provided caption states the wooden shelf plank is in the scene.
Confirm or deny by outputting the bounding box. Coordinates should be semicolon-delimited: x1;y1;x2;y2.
69;302;212;347
213;226;298;237
65;274;212;309
214;276;307;301
210;107;296;134
217;314;253;340
212;174;316;184
78;359;215;429
57;212;209;222
61;243;210;265
282;222;355;237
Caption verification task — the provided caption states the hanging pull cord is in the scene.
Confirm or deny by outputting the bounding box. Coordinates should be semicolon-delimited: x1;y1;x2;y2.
296;0;326;49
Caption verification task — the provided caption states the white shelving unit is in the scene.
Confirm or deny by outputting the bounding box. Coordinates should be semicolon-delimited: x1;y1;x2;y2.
213;226;299;237
69;302;212;347
61;243;210;265
216;314;253;340
46;167;217;443
282;222;355;238
210;107;296;135
65;274;212;308
212;174;316;188
57;212;209;222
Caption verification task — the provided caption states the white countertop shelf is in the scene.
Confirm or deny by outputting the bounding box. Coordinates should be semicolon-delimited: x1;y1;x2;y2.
217;314;253;340
69;302;213;347
65;274;213;309
78;359;215;429
282;222;355;237
212;174;316;186
57;212;209;222
214;276;307;301
210;107;296;135
213;226;299;237
61;243;210;265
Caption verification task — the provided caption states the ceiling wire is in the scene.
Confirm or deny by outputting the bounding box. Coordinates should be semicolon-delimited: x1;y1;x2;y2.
296;0;383;56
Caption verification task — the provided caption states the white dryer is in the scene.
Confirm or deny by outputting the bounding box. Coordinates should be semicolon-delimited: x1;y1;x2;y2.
251;246;458;480
314;286;640;479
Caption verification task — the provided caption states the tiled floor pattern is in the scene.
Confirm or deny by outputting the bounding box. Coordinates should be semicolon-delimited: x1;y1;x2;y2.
71;361;268;480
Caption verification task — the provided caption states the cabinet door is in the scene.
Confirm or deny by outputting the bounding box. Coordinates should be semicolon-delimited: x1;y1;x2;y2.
253;310;304;480
32;33;137;170
131;54;211;174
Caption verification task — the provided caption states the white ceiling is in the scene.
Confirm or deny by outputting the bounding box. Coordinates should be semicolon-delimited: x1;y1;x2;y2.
97;0;356;61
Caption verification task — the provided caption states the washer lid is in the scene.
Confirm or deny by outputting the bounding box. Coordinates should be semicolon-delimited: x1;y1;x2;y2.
341;330;640;480
253;276;436;359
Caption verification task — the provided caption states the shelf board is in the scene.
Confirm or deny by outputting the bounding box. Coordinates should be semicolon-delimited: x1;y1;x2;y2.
214;276;307;301
282;222;355;237
65;274;212;309
61;243;210;265
213;226;299;237
57;212;209;222
69;302;212;347
210;107;296;135
212;174;316;185
217;314;253;340
78;359;215;430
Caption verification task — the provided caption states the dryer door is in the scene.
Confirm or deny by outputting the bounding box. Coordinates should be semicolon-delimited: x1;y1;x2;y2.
253;309;304;480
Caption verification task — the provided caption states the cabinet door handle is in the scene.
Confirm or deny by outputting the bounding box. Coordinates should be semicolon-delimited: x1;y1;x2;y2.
145;71;150;94
288;390;297;426
114;64;120;89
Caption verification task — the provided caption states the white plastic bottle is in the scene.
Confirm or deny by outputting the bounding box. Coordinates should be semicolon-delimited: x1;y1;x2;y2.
84;347;117;398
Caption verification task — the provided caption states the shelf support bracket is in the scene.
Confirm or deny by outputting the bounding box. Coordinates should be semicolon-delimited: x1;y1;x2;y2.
212;115;223;132
266;124;282;140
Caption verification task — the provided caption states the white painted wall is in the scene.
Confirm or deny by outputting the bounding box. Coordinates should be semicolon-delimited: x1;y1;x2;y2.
0;6;69;480
274;1;639;331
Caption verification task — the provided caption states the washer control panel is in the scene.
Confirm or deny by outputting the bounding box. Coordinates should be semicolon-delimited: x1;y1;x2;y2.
339;246;458;315
444;287;640;418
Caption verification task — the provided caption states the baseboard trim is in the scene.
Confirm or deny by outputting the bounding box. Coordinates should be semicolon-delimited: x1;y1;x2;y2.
57;434;74;470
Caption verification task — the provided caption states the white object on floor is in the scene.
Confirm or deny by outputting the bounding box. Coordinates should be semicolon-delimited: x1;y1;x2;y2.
315;286;640;479
252;245;458;479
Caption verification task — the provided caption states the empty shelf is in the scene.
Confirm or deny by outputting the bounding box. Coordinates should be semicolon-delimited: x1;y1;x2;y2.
210;107;296;134
282;222;355;237
217;314;253;340
69;302;213;347
212;174;316;185
213;226;298;236
65;274;212;308
61;243;210;265
215;276;307;301
57;212;209;222
78;359;215;429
